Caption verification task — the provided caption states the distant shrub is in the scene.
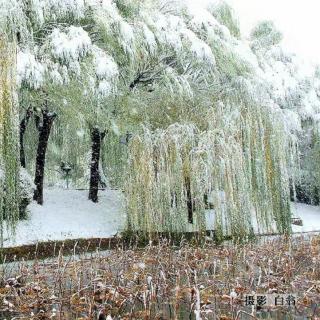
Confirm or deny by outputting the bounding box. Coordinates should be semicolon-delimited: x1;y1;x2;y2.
0;167;35;219
251;20;283;50
19;168;35;217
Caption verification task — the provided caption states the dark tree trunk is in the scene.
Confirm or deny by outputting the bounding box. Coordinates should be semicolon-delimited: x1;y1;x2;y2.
33;110;56;205
185;176;194;224
89;128;106;203
19;108;33;168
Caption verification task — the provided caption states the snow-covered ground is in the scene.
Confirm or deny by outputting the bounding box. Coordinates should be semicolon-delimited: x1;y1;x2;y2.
2;189;320;248
2;189;125;248
291;202;320;233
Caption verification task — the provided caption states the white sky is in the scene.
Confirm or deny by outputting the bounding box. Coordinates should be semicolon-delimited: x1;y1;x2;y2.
3;1;319;63
225;0;320;63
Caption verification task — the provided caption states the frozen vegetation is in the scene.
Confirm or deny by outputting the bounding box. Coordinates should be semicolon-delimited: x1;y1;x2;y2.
1;235;320;319
1;1;320;319
0;0;320;245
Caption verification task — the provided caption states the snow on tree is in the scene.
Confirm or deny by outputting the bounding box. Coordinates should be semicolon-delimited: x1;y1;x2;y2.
15;0;224;203
251;20;320;205
3;0;320;239
126;105;292;238
124;2;293;237
0;36;20;238
17;50;46;89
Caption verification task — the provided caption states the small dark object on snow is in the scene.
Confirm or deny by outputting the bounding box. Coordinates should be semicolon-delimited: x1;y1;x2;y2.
291;217;303;226
60;162;73;189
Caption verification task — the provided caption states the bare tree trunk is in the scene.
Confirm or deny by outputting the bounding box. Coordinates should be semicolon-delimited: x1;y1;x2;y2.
185;176;194;224
33;110;56;205
20;107;33;168
89;128;106;202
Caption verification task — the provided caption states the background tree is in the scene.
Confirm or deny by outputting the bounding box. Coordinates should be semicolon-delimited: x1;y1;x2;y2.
251;20;320;204
0;0;28;236
4;0;320;238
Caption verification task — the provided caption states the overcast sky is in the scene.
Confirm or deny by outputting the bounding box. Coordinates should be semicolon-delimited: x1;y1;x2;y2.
224;0;320;64
192;0;320;63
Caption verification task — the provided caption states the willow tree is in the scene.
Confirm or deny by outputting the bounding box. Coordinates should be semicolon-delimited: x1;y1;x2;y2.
16;47;60;204
0;38;20;236
126;104;292;238
0;0;28;238
0;0;35;244
122;1;295;238
251;21;320;204
17;0;218;203
12;0;218;203
10;0;311;239
15;10;93;204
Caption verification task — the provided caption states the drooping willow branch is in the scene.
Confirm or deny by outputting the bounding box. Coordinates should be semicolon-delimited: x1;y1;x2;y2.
125;104;293;239
20;107;33;168
0;37;20;238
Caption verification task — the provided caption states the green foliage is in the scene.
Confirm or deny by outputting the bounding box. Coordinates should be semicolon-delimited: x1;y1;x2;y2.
211;40;253;79
126;101;292;239
13;0;296;242
115;0;141;19
296;126;320;204
250;20;283;50
210;1;240;39
0;38;20;240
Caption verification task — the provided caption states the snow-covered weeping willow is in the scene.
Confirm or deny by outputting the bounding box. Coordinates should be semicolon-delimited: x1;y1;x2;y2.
126;102;292;239
251;21;320;204
15;0;220;188
0;37;20;238
2;0;315;240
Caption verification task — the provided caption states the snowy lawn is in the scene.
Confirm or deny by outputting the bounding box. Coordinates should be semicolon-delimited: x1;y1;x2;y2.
2;189;320;248
291;202;320;233
3;189;125;248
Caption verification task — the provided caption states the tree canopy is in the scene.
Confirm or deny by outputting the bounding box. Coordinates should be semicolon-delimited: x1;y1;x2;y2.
1;0;320;238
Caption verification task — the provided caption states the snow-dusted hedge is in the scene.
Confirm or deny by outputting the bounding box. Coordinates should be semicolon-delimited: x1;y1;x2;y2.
19;168;35;215
0;167;34;218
